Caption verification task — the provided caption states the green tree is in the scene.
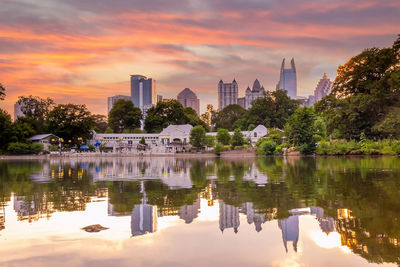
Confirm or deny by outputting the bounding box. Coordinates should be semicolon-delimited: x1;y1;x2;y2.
47;104;94;144
0;83;5;100
91;114;108;133
190;125;206;149
0;109;14;151
315;35;400;139
216;128;231;145
213;104;245;131
184;107;210;131
108;99;142;133
139;136;146;145
231;128;244;147
204;135;215;148
17;95;55;133
285;107;318;154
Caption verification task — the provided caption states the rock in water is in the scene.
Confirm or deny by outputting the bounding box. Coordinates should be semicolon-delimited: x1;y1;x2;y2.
81;224;109;232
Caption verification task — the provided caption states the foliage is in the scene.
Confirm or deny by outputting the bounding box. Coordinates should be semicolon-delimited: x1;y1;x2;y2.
144;100;206;133
7;142;43;155
0;83;5;100
49;144;59;152
17;95;55;133
47;104;94;144
204;135;215;148
105;127;113;133
200;104;217;128
315;138;400;155
139;136;146;145
12;117;36;142
214;143;224;155
190;125;206;149
236;90;301;130
257;140;277;155
91;114;108;133
0;109;14;152
285;107;318;154
231;128;244;147
216;128;231;145
213;104;245;131
108;99;142;133
315;35;400;140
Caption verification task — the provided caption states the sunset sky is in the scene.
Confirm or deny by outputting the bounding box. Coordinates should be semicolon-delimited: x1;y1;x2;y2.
0;0;399;116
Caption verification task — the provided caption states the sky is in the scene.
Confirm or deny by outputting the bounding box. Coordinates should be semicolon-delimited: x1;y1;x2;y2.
0;0;399;116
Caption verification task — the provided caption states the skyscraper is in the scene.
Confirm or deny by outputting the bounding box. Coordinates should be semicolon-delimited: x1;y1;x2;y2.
177;88;200;115
218;79;238;110
130;75;157;110
245;79;266;109
276;58;297;98
314;73;332;102
13;101;25;121
107;95;131;113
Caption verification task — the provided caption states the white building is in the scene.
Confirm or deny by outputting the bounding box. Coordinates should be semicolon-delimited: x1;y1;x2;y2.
13;101;25;121
218;79;238;110
107;95;132;113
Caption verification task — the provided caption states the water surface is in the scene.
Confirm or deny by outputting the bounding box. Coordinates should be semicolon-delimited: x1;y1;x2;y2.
0;156;399;266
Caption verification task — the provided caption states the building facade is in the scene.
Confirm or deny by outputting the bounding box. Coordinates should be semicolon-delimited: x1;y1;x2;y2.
13;101;24;121
276;58;297;98
314;73;332;102
130;75;157;110
177;88;200;115
218;79;238;110
107;95;131;113
245;79;266;109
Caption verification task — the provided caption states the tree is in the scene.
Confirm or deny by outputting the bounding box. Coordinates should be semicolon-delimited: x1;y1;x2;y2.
190;125;206;149
0;109;14;151
231;128;244;147
144;100;205;133
315;35;400;139
216;128;231;145
108;99;142;133
17;95;55;133
201;104;217;128
204;135;215;148
0;83;5;100
47;104;94;144
91;114;108;133
139;136;146;145
237;90;301;130
285;107;318;154
213;104;245;130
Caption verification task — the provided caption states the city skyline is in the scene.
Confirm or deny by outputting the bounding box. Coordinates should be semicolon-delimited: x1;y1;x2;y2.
0;1;399;116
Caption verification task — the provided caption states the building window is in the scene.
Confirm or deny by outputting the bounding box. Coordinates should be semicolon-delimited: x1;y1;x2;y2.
254;132;257;137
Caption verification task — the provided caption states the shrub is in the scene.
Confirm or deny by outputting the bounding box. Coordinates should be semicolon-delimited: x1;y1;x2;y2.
214;143;224;155
257;140;277;155
49;144;59;152
216;129;231;145
7;142;43;155
275;143;289;155
231;128;244;147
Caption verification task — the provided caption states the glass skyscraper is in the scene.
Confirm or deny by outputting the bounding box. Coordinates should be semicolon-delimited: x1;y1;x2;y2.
130;75;157;109
276;58;297;98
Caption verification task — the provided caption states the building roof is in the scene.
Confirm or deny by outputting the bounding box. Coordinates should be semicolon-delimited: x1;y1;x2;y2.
160;124;193;135
252;79;261;92
177;88;198;99
30;134;57;141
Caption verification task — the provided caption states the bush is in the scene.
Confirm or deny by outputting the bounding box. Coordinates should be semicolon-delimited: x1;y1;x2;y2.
214;143;224;155
216;129;231;145
49;144;59;152
231;128;244;147
257;140;277;155
7;142;43;155
274;143;289;154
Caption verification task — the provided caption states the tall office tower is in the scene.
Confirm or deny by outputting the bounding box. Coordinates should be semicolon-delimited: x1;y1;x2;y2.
219;200;240;233
245;79;266;109
130;75;157;110
314;73;332;102
177;88;200;115
13;101;25;121
218;79;238;110
276;58;297;98
107;95;131;113
237;97;245;109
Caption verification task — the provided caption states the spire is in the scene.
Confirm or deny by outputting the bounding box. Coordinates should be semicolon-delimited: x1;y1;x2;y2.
323;72;328;79
280;58;285;75
232;78;237;84
290;58;296;73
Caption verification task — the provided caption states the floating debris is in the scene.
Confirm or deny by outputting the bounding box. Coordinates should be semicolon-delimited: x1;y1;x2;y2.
81;224;109;233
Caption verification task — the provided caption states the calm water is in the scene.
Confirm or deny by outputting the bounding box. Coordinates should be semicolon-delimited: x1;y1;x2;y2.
0;156;399;267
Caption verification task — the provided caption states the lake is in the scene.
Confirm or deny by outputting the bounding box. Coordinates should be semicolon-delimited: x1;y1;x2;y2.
0;156;399;266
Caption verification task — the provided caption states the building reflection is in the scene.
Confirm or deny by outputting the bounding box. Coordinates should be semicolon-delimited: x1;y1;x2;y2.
219;200;240;233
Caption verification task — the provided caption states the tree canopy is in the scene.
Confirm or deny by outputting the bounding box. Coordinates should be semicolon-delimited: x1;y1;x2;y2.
0;83;5;101
213;104;245;131
315;35;400;139
108;99;142;133
190;125;206;149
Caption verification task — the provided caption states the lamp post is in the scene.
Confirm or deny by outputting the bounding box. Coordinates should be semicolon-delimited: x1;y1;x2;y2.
58;138;64;156
118;136;124;153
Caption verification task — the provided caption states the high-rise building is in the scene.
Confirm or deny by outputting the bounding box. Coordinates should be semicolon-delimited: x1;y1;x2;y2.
237;97;245;109
177;88;200;115
13;101;25;121
218;79;238;110
107;95;131;113
245;79;266;109
157;95;163;103
130;75;157;110
276;58;297;98
278;215;299;252
314;73;332;102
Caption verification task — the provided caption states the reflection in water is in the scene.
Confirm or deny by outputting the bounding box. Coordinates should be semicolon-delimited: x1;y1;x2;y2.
0;157;400;266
